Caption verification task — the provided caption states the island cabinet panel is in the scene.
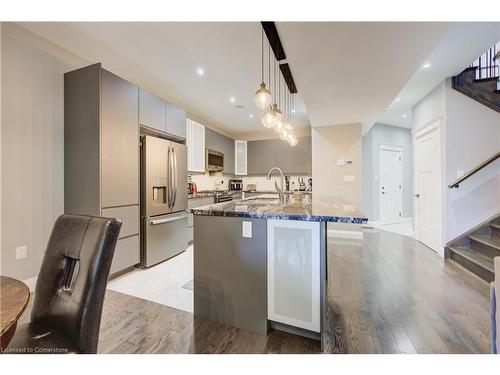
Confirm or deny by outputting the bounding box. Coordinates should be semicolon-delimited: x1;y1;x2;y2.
165;101;186;139
267;219;321;333
194;215;268;335
139;88;166;133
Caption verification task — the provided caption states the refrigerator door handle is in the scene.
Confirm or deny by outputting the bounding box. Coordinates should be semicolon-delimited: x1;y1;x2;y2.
172;147;178;207
168;146;174;208
150;214;188;225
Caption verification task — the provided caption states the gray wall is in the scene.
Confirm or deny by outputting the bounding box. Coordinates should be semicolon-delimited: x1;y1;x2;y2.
362;123;413;221
1;23;88;281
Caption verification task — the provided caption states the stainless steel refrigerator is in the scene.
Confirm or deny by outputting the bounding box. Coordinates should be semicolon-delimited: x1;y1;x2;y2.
140;135;188;268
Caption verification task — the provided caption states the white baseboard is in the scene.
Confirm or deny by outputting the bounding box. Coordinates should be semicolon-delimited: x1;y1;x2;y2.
327;229;364;240
23;276;37;292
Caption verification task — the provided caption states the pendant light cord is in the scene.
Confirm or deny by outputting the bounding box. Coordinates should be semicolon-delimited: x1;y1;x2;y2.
261;27;264;84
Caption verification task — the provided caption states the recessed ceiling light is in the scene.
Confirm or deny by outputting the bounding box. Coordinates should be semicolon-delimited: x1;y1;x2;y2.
402;114;408;118
249;114;254;118
230;97;236;103
196;67;204;76
395;97;401;102
422;62;432;69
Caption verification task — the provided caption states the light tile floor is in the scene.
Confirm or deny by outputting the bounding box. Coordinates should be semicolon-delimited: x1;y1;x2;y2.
367;218;414;238
107;245;194;313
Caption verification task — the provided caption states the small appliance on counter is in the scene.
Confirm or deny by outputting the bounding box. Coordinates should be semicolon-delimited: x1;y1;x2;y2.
298;178;306;191
214;191;233;203
229;179;243;191
187;175;197;194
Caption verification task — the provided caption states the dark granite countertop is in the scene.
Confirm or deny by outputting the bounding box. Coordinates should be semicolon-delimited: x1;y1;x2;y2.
190;194;367;223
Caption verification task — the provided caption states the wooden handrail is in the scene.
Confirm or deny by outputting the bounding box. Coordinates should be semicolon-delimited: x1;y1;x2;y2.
448;151;500;188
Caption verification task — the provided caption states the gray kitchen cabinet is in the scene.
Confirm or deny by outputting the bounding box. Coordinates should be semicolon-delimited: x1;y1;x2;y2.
247;141;262;175
276;139;293;174
165;101;186;139
223;135;235;174
139;88;166;133
205;127;222;152
101;70;139;208
109;235;140;275
260;139;277;174
65;63;140;275
292;136;312;174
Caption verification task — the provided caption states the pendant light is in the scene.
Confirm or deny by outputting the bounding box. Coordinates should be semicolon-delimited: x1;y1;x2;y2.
287;94;298;147
254;27;272;110
261;55;282;128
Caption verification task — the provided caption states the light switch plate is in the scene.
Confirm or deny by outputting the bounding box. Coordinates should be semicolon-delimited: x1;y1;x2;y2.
343;175;356;182
16;246;27;260
242;221;252;238
337;158;345;166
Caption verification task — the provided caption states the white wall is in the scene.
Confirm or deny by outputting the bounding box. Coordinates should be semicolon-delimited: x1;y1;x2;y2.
412;78;500;249
1;23;89;280
362;123;413;221
444;77;500;242
312;124;362;208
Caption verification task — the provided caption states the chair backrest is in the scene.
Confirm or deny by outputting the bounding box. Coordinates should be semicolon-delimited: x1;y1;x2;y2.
31;214;121;353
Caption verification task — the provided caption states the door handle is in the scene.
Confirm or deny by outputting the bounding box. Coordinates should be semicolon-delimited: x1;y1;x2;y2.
150;214;187;225
172;147;178;207
168;146;174;208
414;193;420;198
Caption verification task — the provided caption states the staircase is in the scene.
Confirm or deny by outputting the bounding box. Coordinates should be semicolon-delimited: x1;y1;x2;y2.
447;215;500;282
452;43;500;113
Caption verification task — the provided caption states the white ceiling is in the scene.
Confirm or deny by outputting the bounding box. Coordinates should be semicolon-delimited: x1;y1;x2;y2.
19;22;496;138
276;22;451;128
376;22;500;130
17;22;311;138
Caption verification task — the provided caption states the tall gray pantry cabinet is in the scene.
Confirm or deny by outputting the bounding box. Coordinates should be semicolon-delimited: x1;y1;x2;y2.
64;63;140;275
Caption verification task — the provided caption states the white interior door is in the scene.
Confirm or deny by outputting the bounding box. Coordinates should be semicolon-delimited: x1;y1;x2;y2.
414;121;442;253
379;145;403;224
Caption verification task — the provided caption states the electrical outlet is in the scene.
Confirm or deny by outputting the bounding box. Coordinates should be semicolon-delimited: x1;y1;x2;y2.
16;246;27;260
242;221;252;238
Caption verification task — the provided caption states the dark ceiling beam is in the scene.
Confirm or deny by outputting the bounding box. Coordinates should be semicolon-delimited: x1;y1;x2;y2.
261;21;298;94
261;21;286;61
279;63;297;94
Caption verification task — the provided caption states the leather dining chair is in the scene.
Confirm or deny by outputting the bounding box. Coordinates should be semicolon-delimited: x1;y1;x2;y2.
8;214;121;354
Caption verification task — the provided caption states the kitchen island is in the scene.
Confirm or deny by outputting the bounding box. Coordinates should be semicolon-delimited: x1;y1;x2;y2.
191;193;366;349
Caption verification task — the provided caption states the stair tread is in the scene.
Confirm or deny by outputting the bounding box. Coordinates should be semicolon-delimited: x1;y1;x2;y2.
469;233;500;250
490;223;500;229
449;245;494;271
474;76;499;82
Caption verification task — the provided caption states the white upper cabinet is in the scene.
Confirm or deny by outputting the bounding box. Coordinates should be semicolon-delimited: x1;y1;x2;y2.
187;119;205;172
235;140;247;175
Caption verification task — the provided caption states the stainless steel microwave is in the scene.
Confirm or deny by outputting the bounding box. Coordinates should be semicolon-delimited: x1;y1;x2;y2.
206;149;224;172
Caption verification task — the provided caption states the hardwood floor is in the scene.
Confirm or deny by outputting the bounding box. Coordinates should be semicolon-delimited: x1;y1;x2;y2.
326;229;490;354
18;228;491;354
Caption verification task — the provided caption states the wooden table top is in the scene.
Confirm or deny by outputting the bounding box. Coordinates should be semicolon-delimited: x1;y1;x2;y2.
0;276;30;336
